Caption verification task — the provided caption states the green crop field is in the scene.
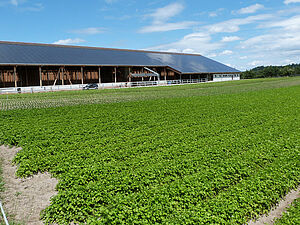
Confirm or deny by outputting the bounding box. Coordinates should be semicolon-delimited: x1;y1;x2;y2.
275;198;300;224
0;77;300;224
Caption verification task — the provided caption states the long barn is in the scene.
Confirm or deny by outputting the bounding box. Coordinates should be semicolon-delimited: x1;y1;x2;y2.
0;41;240;88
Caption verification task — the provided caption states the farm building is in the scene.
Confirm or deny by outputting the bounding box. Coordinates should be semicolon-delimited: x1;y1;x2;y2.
0;41;240;88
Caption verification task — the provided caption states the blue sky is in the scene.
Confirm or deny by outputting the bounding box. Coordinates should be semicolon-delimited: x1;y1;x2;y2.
1;0;300;70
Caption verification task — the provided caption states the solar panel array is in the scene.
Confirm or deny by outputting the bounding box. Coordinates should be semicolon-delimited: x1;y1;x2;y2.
0;42;240;74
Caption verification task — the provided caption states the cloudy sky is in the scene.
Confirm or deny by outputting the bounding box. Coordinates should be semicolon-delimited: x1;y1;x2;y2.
0;0;300;70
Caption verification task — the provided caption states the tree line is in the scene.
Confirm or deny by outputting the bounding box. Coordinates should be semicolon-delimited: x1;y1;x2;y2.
241;64;300;79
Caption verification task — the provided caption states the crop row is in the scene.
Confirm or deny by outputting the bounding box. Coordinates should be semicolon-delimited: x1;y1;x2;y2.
0;82;299;224
275;198;300;224
1;77;300;111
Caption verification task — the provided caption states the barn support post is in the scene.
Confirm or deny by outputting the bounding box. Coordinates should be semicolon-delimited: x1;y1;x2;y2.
14;66;17;87
180;73;182;83
81;67;84;84
2;70;5;88
67;69;72;85
0;69;3;87
39;66;42;87
61;67;64;85
164;68;167;81
53;68;60;86
47;71;49;86
25;66;28;86
157;68;160;82
114;67;117;83
128;67;132;82
98;67;101;84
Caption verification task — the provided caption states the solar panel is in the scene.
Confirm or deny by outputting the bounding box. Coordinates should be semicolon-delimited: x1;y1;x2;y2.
0;42;240;73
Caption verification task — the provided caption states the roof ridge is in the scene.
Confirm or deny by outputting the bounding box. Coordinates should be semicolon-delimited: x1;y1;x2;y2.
0;40;203;57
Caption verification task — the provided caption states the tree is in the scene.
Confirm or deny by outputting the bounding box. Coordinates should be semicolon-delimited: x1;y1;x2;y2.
240;64;300;79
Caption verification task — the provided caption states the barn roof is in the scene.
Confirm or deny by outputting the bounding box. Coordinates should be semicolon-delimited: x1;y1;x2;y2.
0;41;240;74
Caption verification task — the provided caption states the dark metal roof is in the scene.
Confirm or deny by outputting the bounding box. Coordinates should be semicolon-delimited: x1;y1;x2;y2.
0;41;240;74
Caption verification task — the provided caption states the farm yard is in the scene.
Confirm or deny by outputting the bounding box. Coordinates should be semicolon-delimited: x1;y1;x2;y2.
0;77;299;224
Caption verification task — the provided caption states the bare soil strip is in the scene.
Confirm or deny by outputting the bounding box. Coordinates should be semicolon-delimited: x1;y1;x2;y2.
248;186;300;225
0;145;58;225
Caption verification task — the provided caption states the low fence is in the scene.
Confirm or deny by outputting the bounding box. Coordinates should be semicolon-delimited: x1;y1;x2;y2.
0;84;85;94
0;79;209;94
126;79;208;87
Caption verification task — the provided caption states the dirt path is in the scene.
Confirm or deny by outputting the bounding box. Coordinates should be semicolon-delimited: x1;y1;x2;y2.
0;145;58;225
248;186;300;225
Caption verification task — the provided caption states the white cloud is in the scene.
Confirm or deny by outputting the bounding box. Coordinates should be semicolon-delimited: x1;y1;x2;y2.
241;32;300;53
284;0;300;4
146;32;222;55
220;50;233;55
10;0;18;6
238;20;300;68
242;15;300;54
147;6;299;70
208;53;217;58
209;12;217;17
283;59;296;64
237;4;264;14
221;36;241;42
262;15;300;31
139;21;197;33
225;63;233;67
149;2;184;23
249;60;263;66
53;38;85;45
204;14;273;34
105;0;117;3
8;0;28;7
1;0;43;11
209;8;224;17
182;48;197;54
235;11;300;68
139;3;196;33
71;27;105;35
19;3;43;12
146;14;272;58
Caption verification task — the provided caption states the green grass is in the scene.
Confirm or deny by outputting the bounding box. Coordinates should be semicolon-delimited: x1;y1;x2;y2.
0;77;299;224
1;77;300;111
275;198;300;225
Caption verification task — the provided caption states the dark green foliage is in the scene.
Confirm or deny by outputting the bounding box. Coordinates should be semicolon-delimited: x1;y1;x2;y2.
0;78;299;224
241;64;300;79
275;198;300;224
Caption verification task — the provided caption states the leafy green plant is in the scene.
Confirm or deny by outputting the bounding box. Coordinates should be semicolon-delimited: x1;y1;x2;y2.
0;78;299;224
275;198;300;225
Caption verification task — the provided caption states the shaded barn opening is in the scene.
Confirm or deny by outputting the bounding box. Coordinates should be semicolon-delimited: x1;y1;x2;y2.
0;65;190;87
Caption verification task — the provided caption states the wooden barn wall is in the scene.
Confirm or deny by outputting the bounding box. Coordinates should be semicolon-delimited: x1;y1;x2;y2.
0;68;16;87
